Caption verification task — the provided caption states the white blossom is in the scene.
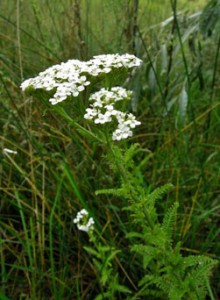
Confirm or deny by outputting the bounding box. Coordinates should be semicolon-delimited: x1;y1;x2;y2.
73;209;95;233
20;54;142;105
84;87;141;141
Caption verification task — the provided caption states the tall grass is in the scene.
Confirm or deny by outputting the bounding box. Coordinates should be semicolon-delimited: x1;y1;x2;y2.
1;0;219;298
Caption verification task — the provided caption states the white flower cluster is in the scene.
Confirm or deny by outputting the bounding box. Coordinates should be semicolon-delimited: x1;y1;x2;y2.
21;54;142;105
73;209;95;233
84;87;141;141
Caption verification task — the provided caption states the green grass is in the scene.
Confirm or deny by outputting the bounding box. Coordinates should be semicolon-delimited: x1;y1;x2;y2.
1;0;220;299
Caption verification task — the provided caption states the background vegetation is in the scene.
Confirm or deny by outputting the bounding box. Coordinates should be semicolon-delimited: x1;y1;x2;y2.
0;0;219;299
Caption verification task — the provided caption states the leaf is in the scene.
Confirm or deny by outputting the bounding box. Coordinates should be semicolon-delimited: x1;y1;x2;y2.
83;246;99;257
162;202;179;242
95;188;124;197
114;284;132;293
148;62;157;97
174;24;199;55
146;183;173;207
200;0;220;37
162;96;178;116
94;294;106;300
126;232;144;239
131;71;142;112
178;85;188;122
161;44;168;74
138;274;155;287
76;127;106;144
0;292;10;300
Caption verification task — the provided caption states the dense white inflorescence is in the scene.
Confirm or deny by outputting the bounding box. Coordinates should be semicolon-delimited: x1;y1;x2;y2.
73;209;95;233
21;54;142;105
21;54;142;140
84;87;141;141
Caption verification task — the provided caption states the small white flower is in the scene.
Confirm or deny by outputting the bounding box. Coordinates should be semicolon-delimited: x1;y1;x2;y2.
73;209;94;233
112;125;133;141
94;112;112;124
105;104;114;111
77;85;85;92
124;113;141;128
84;107;99;119
85;87;141;140
112;129;123;141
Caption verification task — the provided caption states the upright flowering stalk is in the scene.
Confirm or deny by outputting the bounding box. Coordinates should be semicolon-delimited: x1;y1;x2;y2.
73;208;130;298
21;53;142;143
21;53;217;299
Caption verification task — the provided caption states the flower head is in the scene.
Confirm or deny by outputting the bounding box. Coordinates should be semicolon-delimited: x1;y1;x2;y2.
73;209;95;233
21;54;142;105
84;87;141;141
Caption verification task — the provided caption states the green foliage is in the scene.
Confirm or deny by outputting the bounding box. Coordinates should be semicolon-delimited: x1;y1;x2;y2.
200;0;220;37
137;251;217;299
96;142;217;299
84;239;131;299
1;0;219;299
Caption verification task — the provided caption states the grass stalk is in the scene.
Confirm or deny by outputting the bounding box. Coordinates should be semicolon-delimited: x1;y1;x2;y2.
16;0;23;82
49;177;63;298
204;35;220;143
15;190;36;299
136;27;166;109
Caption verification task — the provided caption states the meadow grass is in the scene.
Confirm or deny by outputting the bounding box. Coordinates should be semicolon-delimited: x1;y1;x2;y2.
1;0;220;299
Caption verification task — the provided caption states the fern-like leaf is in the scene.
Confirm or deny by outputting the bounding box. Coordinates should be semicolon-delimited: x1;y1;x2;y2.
161;202;179;243
145;183;173;207
95;188;125;197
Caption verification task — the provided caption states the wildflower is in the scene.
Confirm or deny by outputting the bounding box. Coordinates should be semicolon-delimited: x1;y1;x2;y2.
94;112;112;124
124;113;141;128
20;54;142;105
112;126;132;141
73;209;95;233
84;87;141;141
91;54;142;69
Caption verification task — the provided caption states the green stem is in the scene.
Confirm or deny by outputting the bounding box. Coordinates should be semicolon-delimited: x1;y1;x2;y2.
55;106;106;144
107;139;154;230
206;277;216;300
143;205;154;230
106;139;129;184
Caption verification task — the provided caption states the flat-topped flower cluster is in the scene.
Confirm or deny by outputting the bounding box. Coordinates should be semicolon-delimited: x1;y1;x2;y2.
21;53;142;141
21;54;142;105
84;87;141;141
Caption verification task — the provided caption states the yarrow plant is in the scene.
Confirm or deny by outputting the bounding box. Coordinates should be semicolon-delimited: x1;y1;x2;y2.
21;53;217;299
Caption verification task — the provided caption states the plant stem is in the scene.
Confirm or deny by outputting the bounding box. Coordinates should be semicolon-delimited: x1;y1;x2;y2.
107;139;154;230
143;205;154;230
